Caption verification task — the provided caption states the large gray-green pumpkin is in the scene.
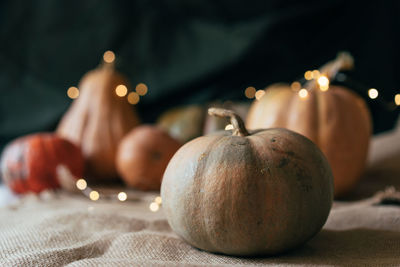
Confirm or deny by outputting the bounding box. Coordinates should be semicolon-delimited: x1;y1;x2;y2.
161;108;333;256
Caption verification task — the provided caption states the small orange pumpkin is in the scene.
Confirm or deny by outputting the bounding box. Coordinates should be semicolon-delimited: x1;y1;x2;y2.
0;133;84;194
246;53;372;197
116;125;181;191
57;61;140;181
161;108;333;256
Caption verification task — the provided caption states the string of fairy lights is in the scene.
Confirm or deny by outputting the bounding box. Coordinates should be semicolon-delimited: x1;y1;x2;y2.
75;178;162;212
66;51;148;104
244;69;400;108
65;51;160;211
64;52;399;208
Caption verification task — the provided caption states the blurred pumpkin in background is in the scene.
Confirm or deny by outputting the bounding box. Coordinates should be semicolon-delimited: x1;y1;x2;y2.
246;53;372;197
157;102;251;144
0;133;84;194
57;58;140;181
157;105;205;144
116;125;181;191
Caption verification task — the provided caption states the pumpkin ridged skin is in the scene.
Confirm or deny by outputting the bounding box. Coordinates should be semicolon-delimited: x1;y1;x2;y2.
246;84;371;197
57;63;140;181
247;53;372;197
116;125;181;191
0;133;84;194
161;110;333;256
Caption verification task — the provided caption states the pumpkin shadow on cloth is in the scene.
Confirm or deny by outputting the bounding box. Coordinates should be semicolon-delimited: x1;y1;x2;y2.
271;228;400;266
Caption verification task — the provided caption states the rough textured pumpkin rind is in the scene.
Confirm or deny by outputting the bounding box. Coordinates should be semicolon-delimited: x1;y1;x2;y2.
161;128;333;256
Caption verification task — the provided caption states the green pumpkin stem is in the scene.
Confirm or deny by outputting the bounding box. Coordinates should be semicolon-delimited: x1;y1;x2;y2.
208;108;249;137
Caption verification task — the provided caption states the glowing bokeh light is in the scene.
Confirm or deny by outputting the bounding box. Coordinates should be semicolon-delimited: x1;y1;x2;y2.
67;87;79;99
115;85;128;97
304;71;313;80
368;88;378;99
135;83;148;96
395;94;400;106
103;51;115;63
149;202;159;212
255;90;265;100
317;76;329;88
127;92;140;105
244;86;256;99
291;82;301;91
312;70;320;79
155;196;162;205
225;124;234;130
89;191;100;201
118;192;127;202
299;88;308;99
76;179;87;190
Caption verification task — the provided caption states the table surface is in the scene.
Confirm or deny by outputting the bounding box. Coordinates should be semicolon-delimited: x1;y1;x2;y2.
0;124;399;266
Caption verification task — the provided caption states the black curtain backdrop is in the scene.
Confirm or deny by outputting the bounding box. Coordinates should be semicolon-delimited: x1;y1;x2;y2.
0;0;399;153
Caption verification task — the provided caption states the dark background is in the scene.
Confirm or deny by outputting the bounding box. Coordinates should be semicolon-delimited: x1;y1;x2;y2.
1;0;399;153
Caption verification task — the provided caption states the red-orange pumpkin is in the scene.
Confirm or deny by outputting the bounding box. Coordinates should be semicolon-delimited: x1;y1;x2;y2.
116;125;181;191
0;133;84;194
161;108;333;256
246;53;372;197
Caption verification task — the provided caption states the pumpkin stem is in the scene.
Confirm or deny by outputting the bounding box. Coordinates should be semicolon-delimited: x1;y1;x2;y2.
320;52;354;80
208;108;249;137
100;56;116;70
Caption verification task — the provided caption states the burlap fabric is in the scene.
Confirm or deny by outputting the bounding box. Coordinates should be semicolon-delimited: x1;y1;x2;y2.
0;185;399;267
1;125;400;266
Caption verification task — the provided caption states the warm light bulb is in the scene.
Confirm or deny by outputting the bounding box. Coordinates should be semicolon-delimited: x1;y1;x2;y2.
255;90;265;100
317;75;329;91
115;85;128;97
395;94;400;106
127;92;140;105
103;51;115;63
368;88;378;99
304;71;313;80
291;82;301;91
149;202;159;212
312;70;320;79
225;124;234;130
135;83;148;96
76;179;87;190
320;85;329;92
89;191;100;201
67;87;79;99
118;192;127;202
244;86;256;99
299;88;308;99
155;196;162;205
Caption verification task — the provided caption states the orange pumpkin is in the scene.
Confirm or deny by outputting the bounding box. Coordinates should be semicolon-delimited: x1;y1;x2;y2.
161;108;333;256
116;125;181;191
57;61;140;181
0;133;84;194
246;53;372;197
